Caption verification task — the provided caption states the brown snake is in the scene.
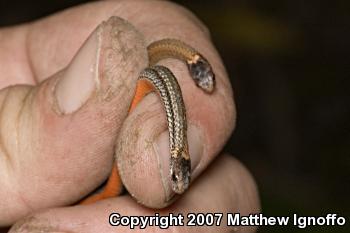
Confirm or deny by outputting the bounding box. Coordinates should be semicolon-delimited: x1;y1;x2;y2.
141;39;215;194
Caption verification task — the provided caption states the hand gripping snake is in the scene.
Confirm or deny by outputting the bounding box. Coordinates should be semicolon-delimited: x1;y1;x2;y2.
80;38;215;205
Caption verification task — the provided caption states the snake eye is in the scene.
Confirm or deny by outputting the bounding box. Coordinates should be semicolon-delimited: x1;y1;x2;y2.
171;173;178;182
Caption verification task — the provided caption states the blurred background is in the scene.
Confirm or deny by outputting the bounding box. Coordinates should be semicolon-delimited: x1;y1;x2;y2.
0;0;349;232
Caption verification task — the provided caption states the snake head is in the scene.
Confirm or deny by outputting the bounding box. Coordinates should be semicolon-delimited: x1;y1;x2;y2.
188;55;215;93
170;149;191;194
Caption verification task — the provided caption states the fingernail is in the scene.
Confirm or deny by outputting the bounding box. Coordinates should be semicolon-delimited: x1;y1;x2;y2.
154;124;203;197
54;16;147;114
54;24;101;114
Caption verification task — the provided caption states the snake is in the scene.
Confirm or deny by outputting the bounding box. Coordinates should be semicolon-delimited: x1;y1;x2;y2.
80;38;215;204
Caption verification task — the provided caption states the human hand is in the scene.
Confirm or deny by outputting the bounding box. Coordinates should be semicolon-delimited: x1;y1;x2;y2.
0;1;259;232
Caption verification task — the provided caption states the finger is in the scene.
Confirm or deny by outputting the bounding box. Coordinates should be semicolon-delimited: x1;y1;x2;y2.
0;17;148;226
9;154;260;233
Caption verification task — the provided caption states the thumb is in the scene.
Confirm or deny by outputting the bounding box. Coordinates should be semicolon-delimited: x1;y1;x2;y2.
0;16;147;226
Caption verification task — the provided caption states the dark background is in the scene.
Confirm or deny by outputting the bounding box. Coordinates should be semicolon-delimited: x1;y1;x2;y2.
0;1;349;232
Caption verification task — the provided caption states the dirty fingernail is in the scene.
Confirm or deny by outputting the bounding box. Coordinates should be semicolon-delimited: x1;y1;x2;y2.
155;124;203;197
54;23;101;114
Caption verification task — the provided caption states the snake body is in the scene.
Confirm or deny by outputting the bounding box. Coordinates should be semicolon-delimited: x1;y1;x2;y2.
147;39;215;93
143;39;215;194
81;38;215;203
139;66;190;193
